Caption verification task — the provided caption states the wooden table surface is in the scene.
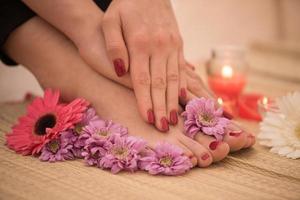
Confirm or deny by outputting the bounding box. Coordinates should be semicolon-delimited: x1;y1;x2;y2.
0;49;300;200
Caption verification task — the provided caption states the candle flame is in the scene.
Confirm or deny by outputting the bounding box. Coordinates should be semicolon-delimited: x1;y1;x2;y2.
217;98;223;105
221;65;233;78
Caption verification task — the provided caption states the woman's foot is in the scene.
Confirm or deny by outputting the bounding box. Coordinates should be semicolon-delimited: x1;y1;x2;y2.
79;68;255;167
5;16;255;169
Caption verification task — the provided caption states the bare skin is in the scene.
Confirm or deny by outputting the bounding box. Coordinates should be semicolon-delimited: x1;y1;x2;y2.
4;17;255;168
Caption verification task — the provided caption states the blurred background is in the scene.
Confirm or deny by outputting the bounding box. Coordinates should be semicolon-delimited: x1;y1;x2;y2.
0;0;299;102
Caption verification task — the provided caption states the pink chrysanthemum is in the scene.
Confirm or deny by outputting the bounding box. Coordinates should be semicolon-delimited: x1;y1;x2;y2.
6;89;89;155
59;130;84;158
99;136;147;174
82;136;110;166
80;119;128;144
139;142;192;176
39;132;74;162
74;108;99;135
182;98;229;141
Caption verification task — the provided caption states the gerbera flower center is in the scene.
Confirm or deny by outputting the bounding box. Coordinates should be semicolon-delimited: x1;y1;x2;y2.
46;139;60;153
159;156;173;167
34;114;56;135
198;112;215;126
112;147;129;159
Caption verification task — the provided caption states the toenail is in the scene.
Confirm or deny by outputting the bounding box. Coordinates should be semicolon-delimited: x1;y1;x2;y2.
201;153;210;161
209;141;220;150
160;117;169;132
229;131;242;137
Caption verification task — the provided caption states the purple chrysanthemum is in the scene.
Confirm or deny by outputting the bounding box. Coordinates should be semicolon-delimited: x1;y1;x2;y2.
139;142;192;176
81;136;110;166
80;119;128;144
74;108;99;135
60;130;84;158
39;132;74;162
99;136;147;174
182;98;229;140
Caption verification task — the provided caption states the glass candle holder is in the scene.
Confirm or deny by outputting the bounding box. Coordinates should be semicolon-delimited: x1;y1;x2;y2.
207;46;248;101
257;96;279;117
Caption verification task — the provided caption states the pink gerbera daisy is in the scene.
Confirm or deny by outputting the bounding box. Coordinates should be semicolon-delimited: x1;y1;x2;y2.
6;89;89;155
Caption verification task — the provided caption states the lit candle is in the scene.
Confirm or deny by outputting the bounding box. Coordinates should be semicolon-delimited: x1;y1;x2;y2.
208;65;246;100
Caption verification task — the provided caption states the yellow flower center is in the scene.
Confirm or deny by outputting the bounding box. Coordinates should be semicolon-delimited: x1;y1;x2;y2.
74;124;83;135
112;147;129;159
47;139;60;153
97;130;110;137
160;156;173;167
199;113;214;126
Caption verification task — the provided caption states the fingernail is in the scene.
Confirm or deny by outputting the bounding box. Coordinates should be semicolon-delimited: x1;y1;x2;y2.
180;88;187;100
201;153;210;161
169;110;178;125
113;58;126;77
160;117;169;132
209;141;219;151
147;109;155;124
229;131;242;137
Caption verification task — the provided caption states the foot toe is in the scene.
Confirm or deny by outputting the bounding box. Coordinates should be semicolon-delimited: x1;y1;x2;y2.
195;133;230;162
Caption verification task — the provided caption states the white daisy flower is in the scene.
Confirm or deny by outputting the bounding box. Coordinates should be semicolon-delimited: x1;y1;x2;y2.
258;91;300;159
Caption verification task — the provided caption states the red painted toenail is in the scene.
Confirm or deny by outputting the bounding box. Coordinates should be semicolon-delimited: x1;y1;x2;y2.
201;153;210;160
169;110;178;125
161;117;169;132
229;131;242;137
147;109;155;124
209;141;219;150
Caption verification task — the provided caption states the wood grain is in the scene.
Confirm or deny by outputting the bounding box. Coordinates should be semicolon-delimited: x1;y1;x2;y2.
1;50;300;200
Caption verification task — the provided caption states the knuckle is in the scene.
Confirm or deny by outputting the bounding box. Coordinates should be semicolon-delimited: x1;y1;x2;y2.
153;31;170;48
102;15;114;28
134;72;151;86
167;73;179;82
130;32;150;49
106;42;123;55
152;76;166;89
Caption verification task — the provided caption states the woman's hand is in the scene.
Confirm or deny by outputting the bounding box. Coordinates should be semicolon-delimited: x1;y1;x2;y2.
102;0;186;132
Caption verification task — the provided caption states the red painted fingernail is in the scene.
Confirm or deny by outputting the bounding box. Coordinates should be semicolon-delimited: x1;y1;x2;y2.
201;153;210;161
147;109;155;124
160;117;169;132
209;141;219;150
180;88;187;100
229;131;242;137
113;59;126;77
169;110;178;125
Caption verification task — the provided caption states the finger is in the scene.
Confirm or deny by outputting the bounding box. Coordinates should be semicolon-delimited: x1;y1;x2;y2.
186;66;215;98
185;61;195;70
167;51;179;125
150;54;169;132
102;14;129;77
178;50;187;104
130;53;154;124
